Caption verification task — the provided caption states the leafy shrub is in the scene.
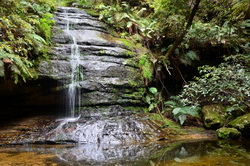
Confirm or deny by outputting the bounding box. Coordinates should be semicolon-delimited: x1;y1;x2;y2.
177;54;250;109
97;2;156;38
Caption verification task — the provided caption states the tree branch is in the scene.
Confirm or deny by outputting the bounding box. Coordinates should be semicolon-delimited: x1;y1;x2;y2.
165;0;201;58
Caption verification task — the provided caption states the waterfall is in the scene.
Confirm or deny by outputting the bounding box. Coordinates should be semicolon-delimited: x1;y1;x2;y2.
64;9;82;117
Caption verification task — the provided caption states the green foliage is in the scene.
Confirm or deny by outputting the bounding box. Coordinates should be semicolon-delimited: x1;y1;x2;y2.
183;20;242;50
165;98;201;125
145;87;161;112
138;54;154;81
144;0;190;37
231;0;250;20
179;50;199;65
0;50;37;83
0;0;55;83
96;2;156;39
38;13;55;42
177;54;250;108
144;87;168;124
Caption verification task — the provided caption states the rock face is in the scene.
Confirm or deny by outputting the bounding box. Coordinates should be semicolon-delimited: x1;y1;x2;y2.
38;7;145;112
10;7;166;145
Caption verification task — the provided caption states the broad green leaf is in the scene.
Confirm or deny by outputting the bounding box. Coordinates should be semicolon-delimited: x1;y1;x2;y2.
149;87;158;94
178;114;187;125
172;107;181;115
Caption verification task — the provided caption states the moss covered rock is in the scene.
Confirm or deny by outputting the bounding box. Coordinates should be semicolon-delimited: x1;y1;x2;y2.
202;105;227;129
216;127;241;139
228;113;250;137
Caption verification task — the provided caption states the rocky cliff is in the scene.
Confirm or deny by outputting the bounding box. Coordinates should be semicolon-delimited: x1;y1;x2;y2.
38;7;146;115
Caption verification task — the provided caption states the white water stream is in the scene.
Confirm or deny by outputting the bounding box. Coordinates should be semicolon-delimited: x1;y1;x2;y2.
64;9;82;118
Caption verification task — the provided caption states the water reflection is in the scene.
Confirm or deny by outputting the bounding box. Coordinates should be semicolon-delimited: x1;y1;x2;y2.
0;140;249;166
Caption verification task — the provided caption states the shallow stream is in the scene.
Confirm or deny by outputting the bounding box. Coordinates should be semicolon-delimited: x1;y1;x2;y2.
0;139;249;166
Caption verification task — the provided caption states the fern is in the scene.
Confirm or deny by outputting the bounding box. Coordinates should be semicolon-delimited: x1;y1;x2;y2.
0;0;55;83
27;33;47;47
0;50;35;83
115;13;130;22
231;0;250;19
38;13;54;42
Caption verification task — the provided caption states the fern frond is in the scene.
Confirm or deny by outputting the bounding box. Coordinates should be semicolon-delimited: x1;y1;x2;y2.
0;50;34;82
115;13;130;22
27;33;47;46
231;0;249;19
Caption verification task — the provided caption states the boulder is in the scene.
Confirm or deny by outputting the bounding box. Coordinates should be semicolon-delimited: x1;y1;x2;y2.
228;113;250;137
202;105;227;129
216;127;241;139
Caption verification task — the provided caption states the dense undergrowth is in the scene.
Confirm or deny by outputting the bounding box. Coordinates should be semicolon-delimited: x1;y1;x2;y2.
0;0;56;83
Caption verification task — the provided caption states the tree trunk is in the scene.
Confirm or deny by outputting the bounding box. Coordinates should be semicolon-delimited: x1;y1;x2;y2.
165;0;201;58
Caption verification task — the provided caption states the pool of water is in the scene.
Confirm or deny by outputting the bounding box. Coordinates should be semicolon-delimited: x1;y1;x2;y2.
0;140;249;166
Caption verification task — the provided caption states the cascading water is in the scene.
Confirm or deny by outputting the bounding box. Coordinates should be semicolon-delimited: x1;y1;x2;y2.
67;36;81;117
64;9;82;118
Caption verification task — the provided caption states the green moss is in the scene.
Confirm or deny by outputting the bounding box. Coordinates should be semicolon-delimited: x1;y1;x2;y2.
202;104;227;129
138;54;154;81
99;50;107;54
228;113;250;131
148;113;181;129
122;91;144;99
127;66;145;87
118;38;136;50
124;107;145;113
216;127;241;139
128;80;141;87
126;51;133;55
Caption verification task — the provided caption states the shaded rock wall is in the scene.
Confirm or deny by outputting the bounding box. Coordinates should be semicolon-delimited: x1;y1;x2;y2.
38;7;146;114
